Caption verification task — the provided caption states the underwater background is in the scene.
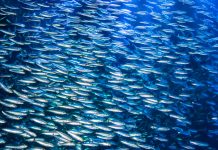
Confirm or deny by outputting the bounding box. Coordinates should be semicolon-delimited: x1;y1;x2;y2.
0;0;217;149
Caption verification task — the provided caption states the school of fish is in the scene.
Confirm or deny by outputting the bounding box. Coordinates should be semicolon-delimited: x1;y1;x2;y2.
0;0;217;149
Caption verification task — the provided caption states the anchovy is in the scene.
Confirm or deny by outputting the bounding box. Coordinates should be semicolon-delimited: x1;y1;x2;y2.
0;0;217;149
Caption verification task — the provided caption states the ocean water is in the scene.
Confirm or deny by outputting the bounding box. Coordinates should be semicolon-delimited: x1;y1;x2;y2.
0;0;217;149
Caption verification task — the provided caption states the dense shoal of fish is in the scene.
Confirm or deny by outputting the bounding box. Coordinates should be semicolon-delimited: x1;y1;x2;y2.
0;0;217;149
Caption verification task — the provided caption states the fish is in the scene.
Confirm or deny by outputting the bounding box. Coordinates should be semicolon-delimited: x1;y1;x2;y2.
0;0;217;149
